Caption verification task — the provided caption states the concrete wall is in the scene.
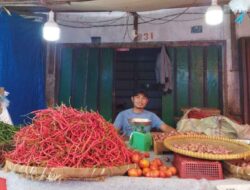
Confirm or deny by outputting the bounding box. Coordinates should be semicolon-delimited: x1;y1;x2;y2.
57;7;230;43
54;6;245;117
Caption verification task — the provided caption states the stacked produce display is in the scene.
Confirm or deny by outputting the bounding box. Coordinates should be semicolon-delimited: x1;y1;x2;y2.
152;131;204;154
3;104;250;182
127;153;177;178
152;131;205;142
172;143;232;154
164;135;250;160
4;105;141;180
152;128;250;180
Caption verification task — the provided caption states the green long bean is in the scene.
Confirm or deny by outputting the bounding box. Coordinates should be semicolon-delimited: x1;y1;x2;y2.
0;121;19;145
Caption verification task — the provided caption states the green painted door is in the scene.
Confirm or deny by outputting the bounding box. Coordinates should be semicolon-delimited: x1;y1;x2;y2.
57;47;114;121
162;45;222;126
58;48;72;106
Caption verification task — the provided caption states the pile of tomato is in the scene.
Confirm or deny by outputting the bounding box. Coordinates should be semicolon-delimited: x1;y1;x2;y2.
127;153;177;178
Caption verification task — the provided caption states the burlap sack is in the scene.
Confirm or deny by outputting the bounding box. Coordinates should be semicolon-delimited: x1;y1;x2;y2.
177;108;250;139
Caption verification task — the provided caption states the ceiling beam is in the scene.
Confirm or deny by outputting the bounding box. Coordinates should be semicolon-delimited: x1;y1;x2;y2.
0;0;231;13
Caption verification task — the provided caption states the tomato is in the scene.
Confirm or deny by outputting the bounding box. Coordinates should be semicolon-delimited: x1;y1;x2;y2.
142;168;151;176
149;163;158;170
137;168;142;176
154;158;163;166
151;170;160;178
159;170;167;178
145;172;151;177
164;169;172;177
168;166;177;175
159;165;168;171
143;152;150;158
150;159;163;168
131;153;142;163
128;168;139;177
139;159;150;169
150;160;157;166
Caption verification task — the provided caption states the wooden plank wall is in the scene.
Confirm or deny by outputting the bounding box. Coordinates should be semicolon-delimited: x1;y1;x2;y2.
57;48;113;121
99;49;113;120
162;47;174;126
162;45;222;126
239;38;250;124
175;47;189;117
58;48;72;106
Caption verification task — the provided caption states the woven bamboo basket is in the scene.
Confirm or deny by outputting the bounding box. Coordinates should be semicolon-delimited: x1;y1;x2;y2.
151;132;169;154
0;143;13;167
223;161;250;180
4;160;137;181
164;135;250;160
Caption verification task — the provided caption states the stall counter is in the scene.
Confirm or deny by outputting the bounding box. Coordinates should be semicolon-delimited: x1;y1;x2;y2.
1;170;250;190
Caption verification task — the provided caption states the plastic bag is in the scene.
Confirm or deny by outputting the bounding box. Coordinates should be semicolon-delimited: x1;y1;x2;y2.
0;88;12;125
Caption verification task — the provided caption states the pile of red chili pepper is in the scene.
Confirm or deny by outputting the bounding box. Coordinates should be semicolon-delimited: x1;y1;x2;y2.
5;105;135;168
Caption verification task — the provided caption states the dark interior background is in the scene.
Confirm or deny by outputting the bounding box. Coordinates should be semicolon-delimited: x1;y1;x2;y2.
114;48;162;118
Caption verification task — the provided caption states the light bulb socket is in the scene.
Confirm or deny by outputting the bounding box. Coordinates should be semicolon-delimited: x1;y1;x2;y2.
48;11;55;22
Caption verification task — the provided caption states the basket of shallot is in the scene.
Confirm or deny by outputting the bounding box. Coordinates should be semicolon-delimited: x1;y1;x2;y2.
152;131;204;155
164;135;250;160
223;159;250;180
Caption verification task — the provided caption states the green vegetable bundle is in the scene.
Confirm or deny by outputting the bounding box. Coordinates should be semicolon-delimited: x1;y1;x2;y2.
0;121;19;145
0;121;19;165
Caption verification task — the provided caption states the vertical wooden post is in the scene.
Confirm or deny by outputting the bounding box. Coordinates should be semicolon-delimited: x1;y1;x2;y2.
239;38;250;124
45;43;57;107
230;11;239;71
230;11;243;122
132;12;138;42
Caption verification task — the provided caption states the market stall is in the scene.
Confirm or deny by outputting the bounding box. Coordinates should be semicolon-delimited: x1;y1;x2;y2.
0;106;250;190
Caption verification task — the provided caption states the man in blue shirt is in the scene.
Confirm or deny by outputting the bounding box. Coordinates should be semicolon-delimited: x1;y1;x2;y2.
114;89;175;137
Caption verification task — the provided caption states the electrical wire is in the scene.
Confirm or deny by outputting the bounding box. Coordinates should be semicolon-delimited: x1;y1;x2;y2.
58;13;132;28
138;12;204;24
55;0;224;29
57;13;127;24
57;0;197;28
57;11;205;28
138;7;190;24
139;12;204;19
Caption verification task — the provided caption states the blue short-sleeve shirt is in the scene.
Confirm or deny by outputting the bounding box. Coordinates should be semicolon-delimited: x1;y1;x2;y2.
114;109;163;136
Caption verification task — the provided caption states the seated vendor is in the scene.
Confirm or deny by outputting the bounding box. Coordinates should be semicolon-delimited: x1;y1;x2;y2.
114;89;175;138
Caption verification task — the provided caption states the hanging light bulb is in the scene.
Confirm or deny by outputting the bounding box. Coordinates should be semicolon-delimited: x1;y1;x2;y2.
205;0;223;25
43;11;60;41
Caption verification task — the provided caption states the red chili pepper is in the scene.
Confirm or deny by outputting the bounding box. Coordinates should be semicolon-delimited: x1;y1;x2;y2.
5;105;138;168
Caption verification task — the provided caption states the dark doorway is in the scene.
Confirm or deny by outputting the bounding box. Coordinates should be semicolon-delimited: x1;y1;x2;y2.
114;48;162;118
113;44;223;126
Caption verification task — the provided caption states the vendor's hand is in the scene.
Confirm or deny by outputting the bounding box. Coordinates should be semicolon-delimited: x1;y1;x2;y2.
160;123;176;133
